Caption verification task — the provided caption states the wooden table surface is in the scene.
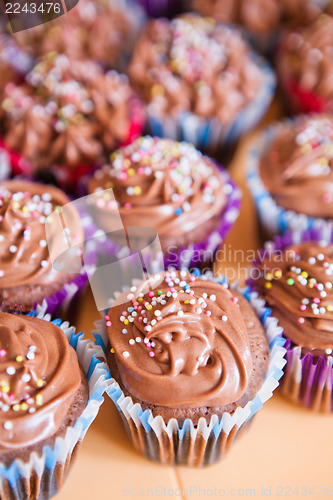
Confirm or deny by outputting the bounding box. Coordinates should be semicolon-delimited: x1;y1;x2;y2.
56;101;333;500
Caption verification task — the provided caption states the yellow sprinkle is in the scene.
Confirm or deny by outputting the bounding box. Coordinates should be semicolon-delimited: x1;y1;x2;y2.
151;84;165;97
265;282;273;289
12;404;20;412
12;202;20;209
146;304;153;311
16;355;24;363
22;206;29;213
184;300;190;304
273;270;282;279
123;319;129;325
265;273;273;281
36;379;44;388
20;403;28;411
327;305;333;311
36;395;43;406
138;297;143;303
110;347;115;354
301;271;308;278
127;168;135;177
133;186;142;195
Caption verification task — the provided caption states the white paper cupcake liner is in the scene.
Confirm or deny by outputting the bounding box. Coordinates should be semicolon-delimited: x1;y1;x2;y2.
0;303;110;500
247;118;333;241
147;51;276;159
94;271;286;467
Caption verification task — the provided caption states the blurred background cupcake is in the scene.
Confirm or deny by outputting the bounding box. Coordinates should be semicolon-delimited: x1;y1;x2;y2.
248;229;333;412
247;113;333;241
0;52;144;189
278;13;333;114
0;179;93;317
10;0;146;72
94;269;286;466
133;0;184;18
87;136;241;269
189;0;331;53
0;308;108;499
128;13;275;161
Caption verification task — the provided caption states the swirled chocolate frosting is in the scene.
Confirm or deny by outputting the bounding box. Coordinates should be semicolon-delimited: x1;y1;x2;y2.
190;0;329;34
107;271;256;408
0;313;81;450
0;180;81;288
259;115;333;218
88;136;227;241
254;241;333;351
280;14;333;104
128;14;263;122
1;53;138;171
12;0;140;69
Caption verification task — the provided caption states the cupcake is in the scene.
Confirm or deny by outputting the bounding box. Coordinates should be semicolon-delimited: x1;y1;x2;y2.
278;13;333;113
248;229;333;411
0;53;144;188
134;0;184;17
247;114;333;240
190;0;330;36
87;136;241;268
94;269;286;466
0;179;89;315
12;0;145;71
0;307;108;499
128;14;275;159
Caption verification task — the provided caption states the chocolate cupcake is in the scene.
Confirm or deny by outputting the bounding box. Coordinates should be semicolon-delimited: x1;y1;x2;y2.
248;231;333;411
94;269;286;466
0;308;108;498
0;180;85;314
128;14;275;159
247;114;333;240
0;53;144;187
278;13;333;113
12;0;145;71
87;136;241;268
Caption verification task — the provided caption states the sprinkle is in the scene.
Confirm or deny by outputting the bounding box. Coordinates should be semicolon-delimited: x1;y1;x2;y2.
9;245;17;253
154;310;161;317
135;337;141;343
231;296;238;303
177;311;184;317
209;294;216;301
110;348;115;354
298;317;305;324
36;379;44;388
287;278;294;286
3;422;12;430
129;339;135;345
0;349;6;357
6;367;15;376
122;351;130;358
222;315;228;322
148;351;155;358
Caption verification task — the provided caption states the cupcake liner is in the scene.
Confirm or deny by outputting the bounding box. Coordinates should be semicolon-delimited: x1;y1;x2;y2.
81;164;241;273
147;52;276;161
247;118;333;241
247;228;333;412
0;302;110;500
134;0;184;17
94;270;286;467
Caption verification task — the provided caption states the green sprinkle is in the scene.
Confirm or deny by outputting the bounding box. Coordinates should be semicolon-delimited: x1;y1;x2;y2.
287;278;295;286
157;290;163;296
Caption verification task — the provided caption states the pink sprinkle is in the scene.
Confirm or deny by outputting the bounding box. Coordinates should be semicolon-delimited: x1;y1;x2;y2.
313;298;320;304
170;287;175;293
124;203;132;210
105;315;110;321
323;193;332;204
300;305;306;311
138;317;143;322
148;291;154;298
8;394;15;401
138;167;145;175
190;276;196;282
232;297;239;304
119;172;127;181
146;342;151;347
106;321;112;327
298;317;305;324
0;349;6;357
148;351;155;358
205;311;211;316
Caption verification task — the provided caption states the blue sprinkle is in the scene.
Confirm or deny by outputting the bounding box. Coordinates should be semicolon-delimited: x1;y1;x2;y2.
175;207;183;216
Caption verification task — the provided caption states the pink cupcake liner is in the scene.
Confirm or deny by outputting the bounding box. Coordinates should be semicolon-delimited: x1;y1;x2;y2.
247;228;333;412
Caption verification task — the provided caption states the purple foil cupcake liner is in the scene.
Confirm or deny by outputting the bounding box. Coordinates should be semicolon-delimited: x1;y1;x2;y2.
93;271;286;467
247;228;333;412
134;0;184;17
0;303;110;500
247;117;333;242
148;51;276;161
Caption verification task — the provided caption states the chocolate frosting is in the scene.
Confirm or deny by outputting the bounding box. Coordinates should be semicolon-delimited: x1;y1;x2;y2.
259;115;333;218
254;241;333;351
1;54;138;170
281;14;333;102
190;0;328;34
0;313;81;450
128;14;263;122
0;180;82;288
88;136;227;240
13;0;139;69
107;271;253;408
